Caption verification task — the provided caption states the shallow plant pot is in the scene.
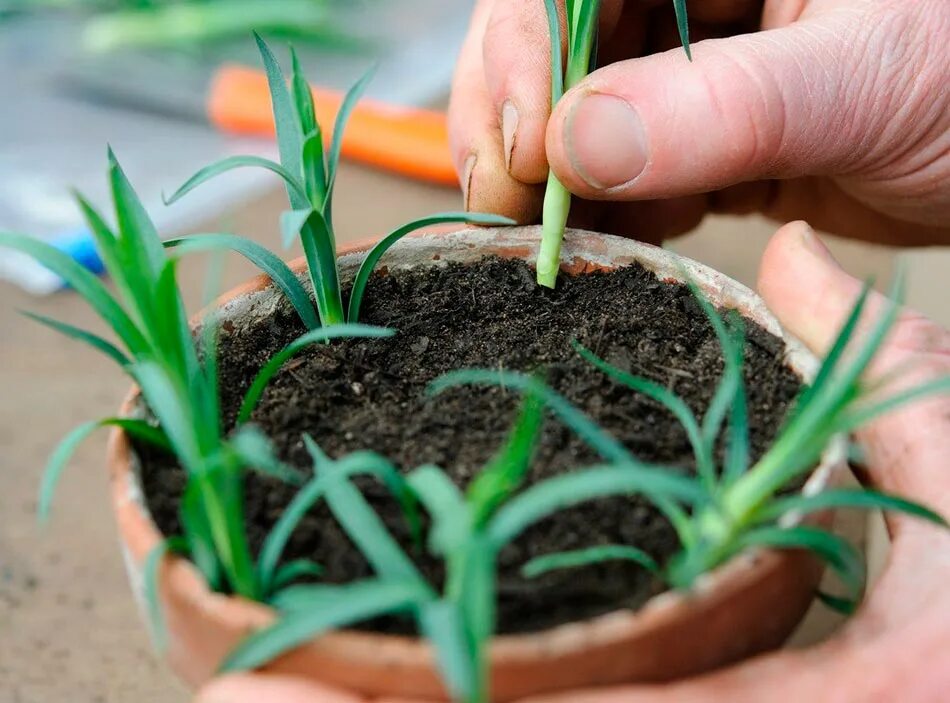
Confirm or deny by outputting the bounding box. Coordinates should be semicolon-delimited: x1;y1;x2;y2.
109;226;847;702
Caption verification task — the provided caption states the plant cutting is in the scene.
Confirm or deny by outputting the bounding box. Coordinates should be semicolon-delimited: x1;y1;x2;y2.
163;34;512;327
536;0;691;287
0;149;392;621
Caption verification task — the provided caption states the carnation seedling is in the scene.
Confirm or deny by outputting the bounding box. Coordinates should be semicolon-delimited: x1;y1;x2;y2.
220;389;703;703
0;150;393;641
166;35;513;328
536;0;691;288
541;275;949;611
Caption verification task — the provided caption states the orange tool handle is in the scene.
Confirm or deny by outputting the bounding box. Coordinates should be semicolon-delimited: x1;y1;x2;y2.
208;64;458;187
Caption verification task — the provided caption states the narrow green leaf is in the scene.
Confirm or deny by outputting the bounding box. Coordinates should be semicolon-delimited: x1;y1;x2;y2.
221;579;426;672
0;232;146;353
736;526;865;600
163;156;308;206
419;601;479;703
132;361;201;471
39;418;169;523
792;281;873;419
230;425;305;486
310;443;427;586
166;234;320;331
758;488;948;527
817;590;858;615
522;544;659;579
406;464;471;556
542;0;565;106
270;582;350;611
20;311;131;369
152;257;195;381
347;212;514;322
107;147;164;281
298;210;344;326
838;376;950;433
279;208;313;249
289;47;316;136
488;463;704;547
180;479;224;592
143;537;187;652
268;559;323;593
302;130;327;207
326;64;376;193
467;392;544;527
672;0;692;60
238;324;394;424
429;369;630;463
574;341;708;473
253;33;307;210
257;446;421;590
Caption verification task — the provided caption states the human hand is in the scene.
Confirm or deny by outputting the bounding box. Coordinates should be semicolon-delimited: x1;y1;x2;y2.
448;0;950;245
194;221;950;701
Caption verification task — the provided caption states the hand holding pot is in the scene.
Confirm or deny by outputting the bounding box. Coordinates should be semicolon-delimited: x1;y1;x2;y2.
193;221;950;702
449;0;950;245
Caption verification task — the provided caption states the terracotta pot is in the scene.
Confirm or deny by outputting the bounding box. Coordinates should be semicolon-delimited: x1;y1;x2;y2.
109;226;847;702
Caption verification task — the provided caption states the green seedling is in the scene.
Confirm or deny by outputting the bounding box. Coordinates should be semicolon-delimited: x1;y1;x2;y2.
0;150;393;645
536;0;691;288
221;385;703;702
166;35;513;328
563;274;950;612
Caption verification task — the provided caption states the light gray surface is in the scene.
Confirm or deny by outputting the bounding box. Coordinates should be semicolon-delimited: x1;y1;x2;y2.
0;2;472;240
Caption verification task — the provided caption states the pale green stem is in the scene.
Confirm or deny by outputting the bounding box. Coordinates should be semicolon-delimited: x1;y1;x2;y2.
537;174;572;288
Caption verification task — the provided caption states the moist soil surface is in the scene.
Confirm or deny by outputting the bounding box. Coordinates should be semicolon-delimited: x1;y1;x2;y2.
141;257;801;635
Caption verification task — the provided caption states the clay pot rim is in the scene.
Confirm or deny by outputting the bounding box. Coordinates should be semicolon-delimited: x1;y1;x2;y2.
109;226;847;671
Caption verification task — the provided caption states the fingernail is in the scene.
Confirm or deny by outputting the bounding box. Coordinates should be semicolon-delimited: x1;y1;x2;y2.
797;222;840;268
566;94;648;189
502;100;519;172
461;153;477;210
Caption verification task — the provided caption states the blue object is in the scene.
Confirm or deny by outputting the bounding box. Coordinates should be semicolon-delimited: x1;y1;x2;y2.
52;228;105;277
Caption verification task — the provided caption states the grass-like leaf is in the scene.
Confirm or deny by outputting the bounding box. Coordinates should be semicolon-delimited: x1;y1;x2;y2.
238;324;394;424
254;32;306;210
298;209;345;325
221;579;427;672
165;233;320;331
488;463;705;547
672;0;692;59
542;0;564;106
230;425;305;486
163;156;308;206
143;536;187;652
257;446;421;594
522;544;659;579
325;64;376;200
347;212;515;322
301;131;327;206
20;311;131;369
419;601;479;702
289;47;317;137
268;559;323;593
736;525;865;600
406;464;471;555
39;418;169;524
467;392;544;527
0;232;146;352
307;439;430;587
757;488;948;527
838;375;950;433
573;341;709;476
429;369;630;463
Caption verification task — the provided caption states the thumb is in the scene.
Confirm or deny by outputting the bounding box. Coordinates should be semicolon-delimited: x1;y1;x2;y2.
758;221;950;525
544;7;918;200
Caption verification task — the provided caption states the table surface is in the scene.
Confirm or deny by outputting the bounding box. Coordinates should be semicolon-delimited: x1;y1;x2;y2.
0;155;929;701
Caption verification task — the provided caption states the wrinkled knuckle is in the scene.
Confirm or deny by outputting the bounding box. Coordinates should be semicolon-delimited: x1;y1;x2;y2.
698;43;788;177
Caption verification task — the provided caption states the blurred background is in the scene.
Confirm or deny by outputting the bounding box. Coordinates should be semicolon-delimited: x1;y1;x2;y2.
0;1;946;701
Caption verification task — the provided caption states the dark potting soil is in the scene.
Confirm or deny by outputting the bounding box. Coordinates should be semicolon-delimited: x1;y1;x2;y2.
140;257;801;635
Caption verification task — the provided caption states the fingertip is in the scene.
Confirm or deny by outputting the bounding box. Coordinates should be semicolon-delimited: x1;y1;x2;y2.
194;674;361;703
466;146;544;224
758;221;864;355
